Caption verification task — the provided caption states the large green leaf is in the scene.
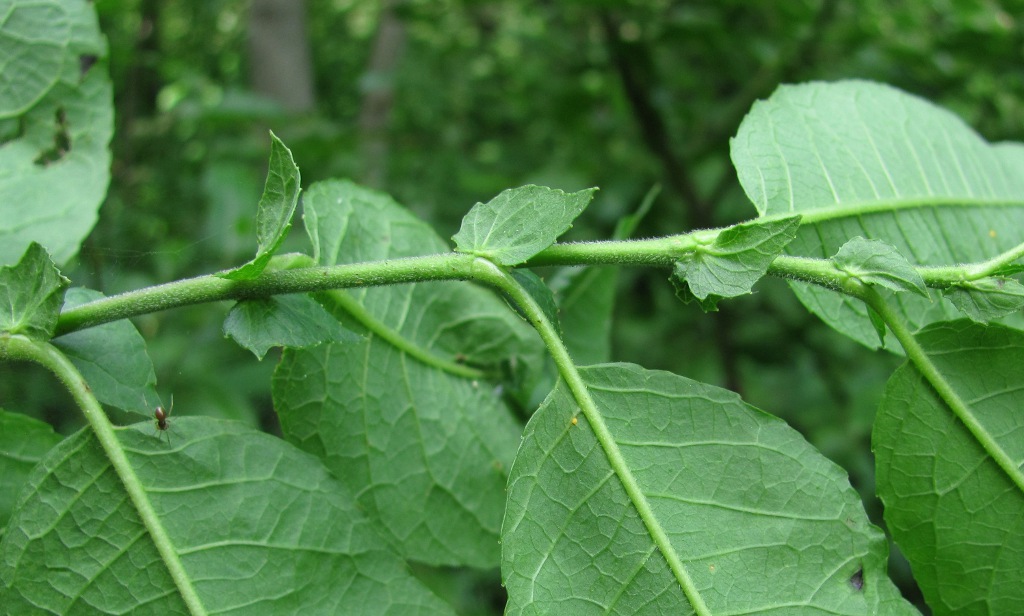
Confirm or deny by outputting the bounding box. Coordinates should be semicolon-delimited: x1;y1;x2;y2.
502;363;917;615
874;321;1024;615
0;418;453;615
0;410;62;533
731;80;1024;349
273;180;542;568
0;0;112;266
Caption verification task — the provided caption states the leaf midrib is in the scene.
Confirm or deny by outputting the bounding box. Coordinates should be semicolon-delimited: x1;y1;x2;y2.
763;196;1024;225
322;288;484;380
480;261;713;615
868;295;1024;498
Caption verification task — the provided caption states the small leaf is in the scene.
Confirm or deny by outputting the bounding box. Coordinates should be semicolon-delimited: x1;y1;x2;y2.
503;364;917;614
832;237;928;296
875;321;1024;614
223;294;361;360
670;276;722;312
53;287;159;414
0;242;69;339
671;215;800;303
453;185;597;265
943;277;1024;322
0;410;63;531
0;418;454;615
219;132;301;280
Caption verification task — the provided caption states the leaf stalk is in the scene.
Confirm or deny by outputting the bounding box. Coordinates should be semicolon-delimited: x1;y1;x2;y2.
858;287;1024;495
470;258;713;616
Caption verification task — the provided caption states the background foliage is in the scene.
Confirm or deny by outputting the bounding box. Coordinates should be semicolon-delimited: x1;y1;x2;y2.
5;0;1022;611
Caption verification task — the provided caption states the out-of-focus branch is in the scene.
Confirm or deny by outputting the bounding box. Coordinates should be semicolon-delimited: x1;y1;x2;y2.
599;12;710;227
358;3;406;188
685;0;839;162
248;0;316;112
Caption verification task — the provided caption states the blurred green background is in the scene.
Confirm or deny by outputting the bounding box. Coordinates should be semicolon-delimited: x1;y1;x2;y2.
10;0;1023;612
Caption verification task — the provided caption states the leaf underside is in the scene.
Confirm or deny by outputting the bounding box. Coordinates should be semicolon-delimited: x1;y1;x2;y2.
274;179;543;568
731;80;1024;349
0;418;453;615
53;287;159;413
671;215;801;310
453;185;597;265
223;294;360;360
0;410;63;532
874;320;1024;615
502;363;917;615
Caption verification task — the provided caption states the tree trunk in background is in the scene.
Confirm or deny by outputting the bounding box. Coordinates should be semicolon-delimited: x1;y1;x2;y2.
247;0;315;112
358;4;406;188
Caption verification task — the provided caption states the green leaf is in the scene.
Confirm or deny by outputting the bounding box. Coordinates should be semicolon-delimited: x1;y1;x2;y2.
731;80;1024;349
867;306;888;346
274;179;542;568
874;321;1024;615
53;287;159;414
0;418;454;615
223;294;361;360
453;185;597;265
943;277;1024;322
0;410;62;533
0;242;69;338
505;269;561;338
503;364;918;615
671;215;801;302
219;132;301;280
0;0;112;266
556;266;618;363
670;276;724;312
832;237;928;296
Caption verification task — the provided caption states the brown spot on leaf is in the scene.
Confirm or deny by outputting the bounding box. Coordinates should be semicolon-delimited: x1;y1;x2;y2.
849;568;863;591
79;55;97;77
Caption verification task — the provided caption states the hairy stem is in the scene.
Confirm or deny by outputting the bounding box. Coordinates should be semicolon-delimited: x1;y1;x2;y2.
56;252;480;335
319;288;485;380
55;226;1023;338
0;336;207;615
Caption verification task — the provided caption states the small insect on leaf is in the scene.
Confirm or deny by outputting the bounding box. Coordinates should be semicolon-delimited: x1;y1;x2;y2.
571;416;578;426
153;395;174;445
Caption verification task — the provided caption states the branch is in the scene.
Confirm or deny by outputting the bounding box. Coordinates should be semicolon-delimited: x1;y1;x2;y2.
599;12;709;225
54;227;1024;338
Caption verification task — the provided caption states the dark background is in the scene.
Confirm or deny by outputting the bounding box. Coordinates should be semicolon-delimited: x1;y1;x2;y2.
20;1;1024;612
